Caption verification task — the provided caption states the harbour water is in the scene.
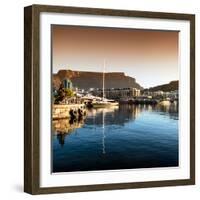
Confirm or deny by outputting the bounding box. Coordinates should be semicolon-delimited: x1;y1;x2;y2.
52;103;178;172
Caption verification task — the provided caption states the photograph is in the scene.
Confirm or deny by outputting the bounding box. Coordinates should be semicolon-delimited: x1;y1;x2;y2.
52;25;179;173
24;4;195;194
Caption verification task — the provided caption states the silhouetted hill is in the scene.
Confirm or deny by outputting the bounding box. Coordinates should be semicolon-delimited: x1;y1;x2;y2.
53;69;143;90
146;81;178;92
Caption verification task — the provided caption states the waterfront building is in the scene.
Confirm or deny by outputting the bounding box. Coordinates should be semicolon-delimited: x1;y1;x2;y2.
152;90;164;97
143;90;164;97
92;87;141;100
143;90;179;99
169;90;178;99
133;88;141;97
62;78;73;89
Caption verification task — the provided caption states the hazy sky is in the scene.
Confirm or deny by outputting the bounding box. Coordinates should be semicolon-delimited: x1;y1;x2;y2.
52;25;178;88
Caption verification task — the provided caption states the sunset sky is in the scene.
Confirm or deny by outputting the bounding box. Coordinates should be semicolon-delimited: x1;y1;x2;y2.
52;25;179;88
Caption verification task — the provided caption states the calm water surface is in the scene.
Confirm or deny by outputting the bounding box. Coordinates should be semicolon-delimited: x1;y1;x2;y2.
52;103;178;172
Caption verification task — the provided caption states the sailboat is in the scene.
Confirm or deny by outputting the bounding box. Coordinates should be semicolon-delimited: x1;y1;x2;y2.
92;60;119;108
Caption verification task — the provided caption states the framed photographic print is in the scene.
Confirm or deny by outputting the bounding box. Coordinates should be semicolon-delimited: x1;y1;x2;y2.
24;4;195;194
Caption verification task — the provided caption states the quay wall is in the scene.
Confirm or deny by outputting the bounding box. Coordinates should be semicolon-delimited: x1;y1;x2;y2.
52;104;85;119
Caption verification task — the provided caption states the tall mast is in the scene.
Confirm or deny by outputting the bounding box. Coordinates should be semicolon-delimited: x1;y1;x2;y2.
103;59;105;100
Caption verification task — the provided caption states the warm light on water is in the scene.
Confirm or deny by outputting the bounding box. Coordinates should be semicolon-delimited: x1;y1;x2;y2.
52;103;178;172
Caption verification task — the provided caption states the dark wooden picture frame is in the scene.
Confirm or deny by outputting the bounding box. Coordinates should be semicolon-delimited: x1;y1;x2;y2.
24;4;195;195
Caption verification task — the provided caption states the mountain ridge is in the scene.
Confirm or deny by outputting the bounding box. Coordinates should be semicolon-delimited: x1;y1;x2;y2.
53;69;143;90
145;80;178;92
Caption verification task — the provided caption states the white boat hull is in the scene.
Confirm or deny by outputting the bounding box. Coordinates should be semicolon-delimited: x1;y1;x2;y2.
92;102;119;108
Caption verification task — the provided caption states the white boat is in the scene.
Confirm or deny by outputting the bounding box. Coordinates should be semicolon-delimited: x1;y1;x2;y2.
92;60;119;108
92;98;119;108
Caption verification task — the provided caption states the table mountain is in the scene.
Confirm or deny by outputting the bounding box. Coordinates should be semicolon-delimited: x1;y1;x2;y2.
53;69;143;90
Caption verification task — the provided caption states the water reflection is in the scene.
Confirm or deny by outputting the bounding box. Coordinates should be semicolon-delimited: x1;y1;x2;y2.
156;102;178;120
53;103;178;146
53;102;178;172
52;117;86;146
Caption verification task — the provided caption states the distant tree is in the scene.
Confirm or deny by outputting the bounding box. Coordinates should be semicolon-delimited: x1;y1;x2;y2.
54;83;75;104
54;83;66;104
65;88;74;97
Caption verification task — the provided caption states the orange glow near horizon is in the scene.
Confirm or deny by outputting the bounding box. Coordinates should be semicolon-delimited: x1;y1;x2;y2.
52;25;178;88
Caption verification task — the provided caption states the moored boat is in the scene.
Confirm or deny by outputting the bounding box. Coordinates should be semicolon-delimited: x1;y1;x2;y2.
92;60;119;108
92;99;119;108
